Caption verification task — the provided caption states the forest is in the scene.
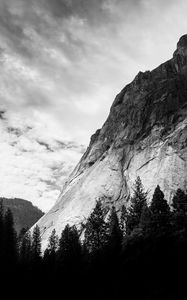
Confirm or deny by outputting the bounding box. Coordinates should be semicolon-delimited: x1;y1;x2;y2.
1;177;187;300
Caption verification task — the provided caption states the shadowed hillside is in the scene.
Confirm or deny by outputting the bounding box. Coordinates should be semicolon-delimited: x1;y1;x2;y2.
0;198;44;233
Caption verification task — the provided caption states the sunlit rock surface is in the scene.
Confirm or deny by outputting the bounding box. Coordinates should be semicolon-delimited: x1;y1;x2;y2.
36;35;187;249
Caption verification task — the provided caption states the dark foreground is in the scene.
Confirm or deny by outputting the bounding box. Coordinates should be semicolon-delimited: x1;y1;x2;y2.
1;179;187;300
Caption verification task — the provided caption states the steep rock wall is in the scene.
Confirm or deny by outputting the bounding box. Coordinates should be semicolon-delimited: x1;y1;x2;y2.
36;35;187;249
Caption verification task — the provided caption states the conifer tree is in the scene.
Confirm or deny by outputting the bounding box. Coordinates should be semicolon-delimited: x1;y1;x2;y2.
84;200;108;253
139;202;152;233
44;229;59;267
47;229;59;254
126;177;147;234
150;185;171;232
4;208;17;267
171;189;187;232
58;224;71;264
107;206;122;255
43;229;58;273
58;225;81;269
0;200;4;260
18;227;28;242
120;205;128;234
19;231;32;265
0;200;4;236
31;225;41;264
172;189;187;213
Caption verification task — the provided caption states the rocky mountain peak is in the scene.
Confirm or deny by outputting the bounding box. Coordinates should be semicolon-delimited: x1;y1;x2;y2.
35;35;187;249
176;34;187;51
173;35;187;72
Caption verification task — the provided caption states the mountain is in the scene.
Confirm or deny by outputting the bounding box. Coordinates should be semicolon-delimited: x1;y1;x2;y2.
1;197;44;234
36;35;187;249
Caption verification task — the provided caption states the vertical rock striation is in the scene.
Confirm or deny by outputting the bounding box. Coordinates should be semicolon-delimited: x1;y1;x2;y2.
37;35;187;249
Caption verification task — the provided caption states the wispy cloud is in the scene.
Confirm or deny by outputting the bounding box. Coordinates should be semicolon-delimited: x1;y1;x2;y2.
0;0;187;210
0;111;84;211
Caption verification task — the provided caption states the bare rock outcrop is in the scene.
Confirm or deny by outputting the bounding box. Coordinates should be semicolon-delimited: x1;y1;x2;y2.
36;35;187;249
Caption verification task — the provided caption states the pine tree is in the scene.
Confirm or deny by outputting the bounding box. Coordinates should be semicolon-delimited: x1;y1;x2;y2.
47;229;59;254
19;231;32;265
171;189;187;232
58;224;71;264
139;202;152;233
0;200;4;260
172;189;187;213
150;186;170;214
84;200;108;254
126;177;147;234
0;200;4;236
43;229;58;274
44;229;59;267
4;208;17;267
18;227;28;242
107;206;122;255
31;225;41;264
120;205;128;234
150;185;171;232
58;224;82;269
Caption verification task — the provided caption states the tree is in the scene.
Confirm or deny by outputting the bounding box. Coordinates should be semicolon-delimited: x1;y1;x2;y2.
43;229;59;276
120;205;128;234
0;200;4;260
4;208;17;267
172;189;187;213
57;224;82;275
171;189;187;232
58;224;71;264
19;231;32;265
107;206;122;255
84;200;108;254
44;229;59;268
150;185;171;232
18;227;28;242
31;225;41;264
47;229;59;254
139;202;152;233
126;177;147;234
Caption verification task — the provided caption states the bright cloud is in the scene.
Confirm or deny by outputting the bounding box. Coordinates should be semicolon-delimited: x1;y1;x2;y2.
0;0;187;211
0;112;84;212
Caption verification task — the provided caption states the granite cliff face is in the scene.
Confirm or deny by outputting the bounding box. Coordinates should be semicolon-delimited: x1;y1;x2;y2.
37;35;187;248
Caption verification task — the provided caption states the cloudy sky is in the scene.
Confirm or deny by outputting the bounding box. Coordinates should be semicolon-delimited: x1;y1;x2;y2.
0;0;187;212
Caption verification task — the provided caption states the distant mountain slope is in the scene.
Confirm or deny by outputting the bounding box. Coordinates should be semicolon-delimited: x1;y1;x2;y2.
0;198;44;233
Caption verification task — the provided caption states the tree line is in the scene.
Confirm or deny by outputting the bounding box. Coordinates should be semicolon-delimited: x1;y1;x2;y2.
1;177;187;299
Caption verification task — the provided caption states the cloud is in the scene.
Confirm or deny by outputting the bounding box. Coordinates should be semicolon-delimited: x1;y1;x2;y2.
0;0;187;210
0;110;84;212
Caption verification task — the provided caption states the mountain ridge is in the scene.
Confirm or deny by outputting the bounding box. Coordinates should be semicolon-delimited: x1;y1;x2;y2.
1;197;44;233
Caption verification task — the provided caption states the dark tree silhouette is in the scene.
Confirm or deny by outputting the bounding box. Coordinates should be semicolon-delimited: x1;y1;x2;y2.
84;200;108;254
58;224;82;270
171;189;187;232
139;202;152;233
44;229;59;270
1;178;187;300
150;185;171;232
31;225;41;264
107;206;122;256
126;177;147;234
4;208;17;267
19;231;32;265
47;229;59;254
0;200;4;261
120;204;128;234
172;189;187;213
